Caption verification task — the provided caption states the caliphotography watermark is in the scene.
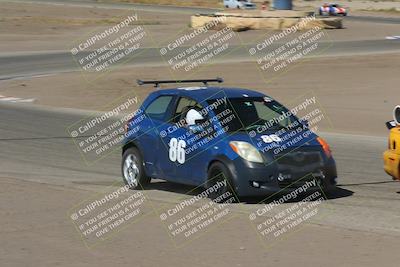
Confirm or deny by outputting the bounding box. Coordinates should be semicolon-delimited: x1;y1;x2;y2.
68;182;152;248
159;16;237;75
67;93;144;165
153;91;241;166
248;15;332;80
71;13;147;75
157;173;239;247
248;174;327;248
244;92;333;167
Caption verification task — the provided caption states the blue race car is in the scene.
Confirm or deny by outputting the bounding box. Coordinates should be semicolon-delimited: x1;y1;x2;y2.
121;78;337;199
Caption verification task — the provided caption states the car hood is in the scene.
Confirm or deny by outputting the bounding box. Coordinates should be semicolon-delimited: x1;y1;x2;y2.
227;128;321;153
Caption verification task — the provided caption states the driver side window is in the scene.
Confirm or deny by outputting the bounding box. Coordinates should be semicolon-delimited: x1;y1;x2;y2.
172;97;203;124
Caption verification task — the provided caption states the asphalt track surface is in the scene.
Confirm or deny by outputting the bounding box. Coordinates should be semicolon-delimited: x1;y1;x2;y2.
1;0;400;238
1;102;400;236
2;0;400;80
1;39;400;81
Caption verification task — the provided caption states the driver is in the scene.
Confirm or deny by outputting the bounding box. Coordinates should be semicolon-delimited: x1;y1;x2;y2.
185;108;204;126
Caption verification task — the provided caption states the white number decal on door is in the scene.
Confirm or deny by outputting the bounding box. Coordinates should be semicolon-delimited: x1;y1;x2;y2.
261;134;282;143
169;138;186;164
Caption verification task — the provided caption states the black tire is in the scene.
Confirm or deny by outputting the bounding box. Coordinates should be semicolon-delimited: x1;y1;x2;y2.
237;5;240;9
207;162;238;202
121;147;151;189
225;5;229;8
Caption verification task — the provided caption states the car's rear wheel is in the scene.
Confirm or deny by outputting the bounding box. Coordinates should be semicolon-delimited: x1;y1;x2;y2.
207;162;238;202
121;147;151;189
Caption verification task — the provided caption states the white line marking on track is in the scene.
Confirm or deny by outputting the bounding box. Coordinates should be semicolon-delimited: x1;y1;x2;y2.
386;36;400;40
0;95;36;103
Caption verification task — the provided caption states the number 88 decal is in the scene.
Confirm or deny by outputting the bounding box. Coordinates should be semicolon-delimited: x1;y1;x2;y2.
169;138;186;164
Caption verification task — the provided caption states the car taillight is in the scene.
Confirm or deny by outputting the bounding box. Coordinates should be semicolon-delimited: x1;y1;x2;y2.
317;137;332;158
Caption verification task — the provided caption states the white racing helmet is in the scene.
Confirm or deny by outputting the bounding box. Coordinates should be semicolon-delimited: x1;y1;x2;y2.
186;109;204;126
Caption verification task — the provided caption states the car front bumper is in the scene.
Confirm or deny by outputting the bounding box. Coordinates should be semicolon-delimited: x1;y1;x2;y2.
383;150;400;180
224;152;337;198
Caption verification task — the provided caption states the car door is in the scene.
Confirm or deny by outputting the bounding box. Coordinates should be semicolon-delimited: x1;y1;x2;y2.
147;95;203;184
165;96;215;185
138;94;177;179
141;94;206;185
152;96;199;185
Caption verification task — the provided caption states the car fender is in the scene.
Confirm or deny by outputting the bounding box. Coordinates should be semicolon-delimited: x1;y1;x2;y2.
121;138;152;177
207;155;239;189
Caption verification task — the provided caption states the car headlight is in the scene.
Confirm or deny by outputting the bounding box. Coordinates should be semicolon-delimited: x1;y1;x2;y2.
229;141;264;163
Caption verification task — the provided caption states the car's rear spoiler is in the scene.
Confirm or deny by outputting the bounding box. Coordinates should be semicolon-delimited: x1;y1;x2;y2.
137;77;223;87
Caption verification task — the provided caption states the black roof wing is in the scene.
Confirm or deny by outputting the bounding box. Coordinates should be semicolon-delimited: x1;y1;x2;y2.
137;78;223;87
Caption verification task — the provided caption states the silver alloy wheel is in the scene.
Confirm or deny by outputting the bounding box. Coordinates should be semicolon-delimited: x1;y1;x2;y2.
123;154;140;187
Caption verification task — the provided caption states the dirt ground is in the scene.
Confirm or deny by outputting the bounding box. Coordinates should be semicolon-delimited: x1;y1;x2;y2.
104;0;400;11
1;2;399;136
1;52;399;136
1;1;400;266
1;1;400;53
2;177;400;267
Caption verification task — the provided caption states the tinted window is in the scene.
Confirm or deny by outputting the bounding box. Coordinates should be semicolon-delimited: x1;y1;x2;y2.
172;97;203;123
145;95;173;121
207;97;300;132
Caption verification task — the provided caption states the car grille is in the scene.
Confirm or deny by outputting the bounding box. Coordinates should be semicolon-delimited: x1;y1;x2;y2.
276;151;322;168
274;150;324;188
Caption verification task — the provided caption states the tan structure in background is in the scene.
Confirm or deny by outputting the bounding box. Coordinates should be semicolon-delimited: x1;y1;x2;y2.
191;10;342;31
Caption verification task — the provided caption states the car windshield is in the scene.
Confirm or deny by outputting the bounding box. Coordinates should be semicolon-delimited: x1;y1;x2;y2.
207;97;300;133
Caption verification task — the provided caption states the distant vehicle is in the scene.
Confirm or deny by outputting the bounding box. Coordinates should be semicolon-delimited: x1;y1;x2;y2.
319;3;347;16
384;106;400;181
224;0;256;9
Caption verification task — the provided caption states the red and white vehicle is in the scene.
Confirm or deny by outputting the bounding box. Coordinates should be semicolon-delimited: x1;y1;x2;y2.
319;3;347;16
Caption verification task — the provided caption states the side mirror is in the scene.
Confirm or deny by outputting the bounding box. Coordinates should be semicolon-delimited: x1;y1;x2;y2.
386;106;400;130
386;120;397;130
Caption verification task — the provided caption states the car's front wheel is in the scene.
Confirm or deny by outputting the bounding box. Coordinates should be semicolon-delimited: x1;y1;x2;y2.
207;162;237;202
121;147;151;189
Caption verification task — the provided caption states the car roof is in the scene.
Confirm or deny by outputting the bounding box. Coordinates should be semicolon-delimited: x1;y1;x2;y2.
150;86;266;101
